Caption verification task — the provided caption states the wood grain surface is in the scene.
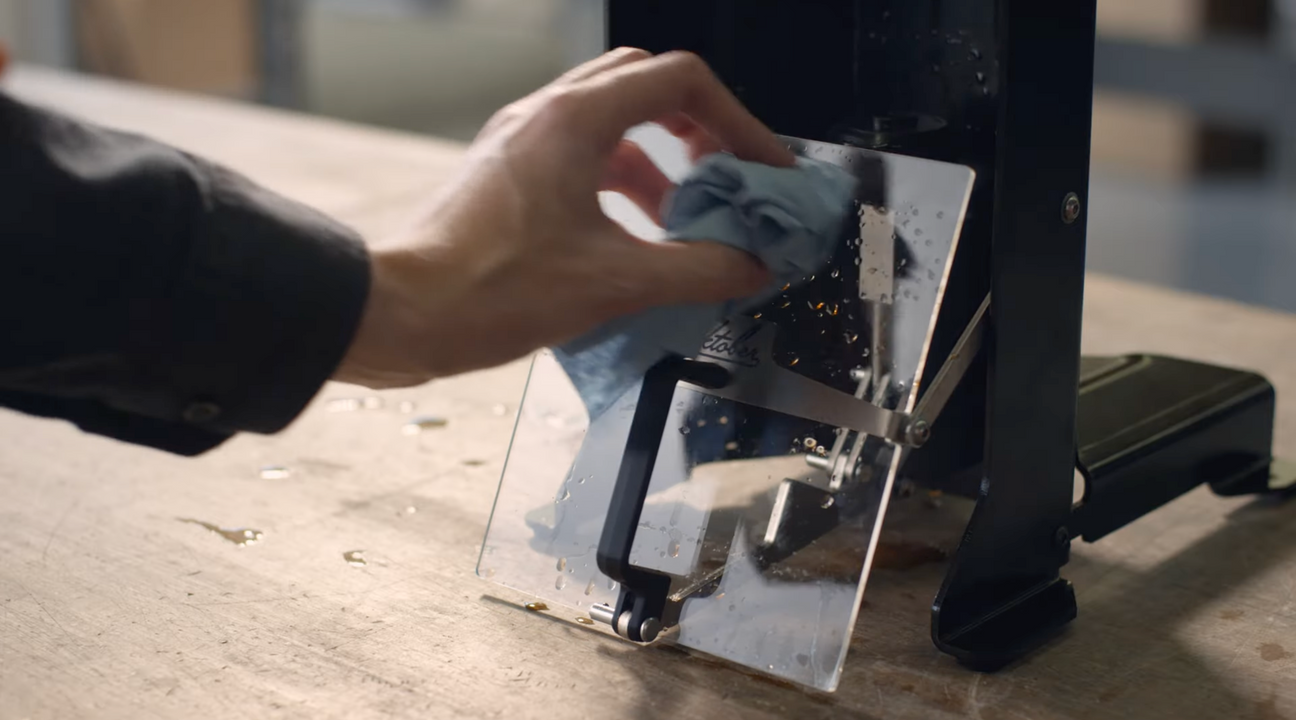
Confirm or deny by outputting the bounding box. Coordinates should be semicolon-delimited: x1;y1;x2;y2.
1;67;1293;720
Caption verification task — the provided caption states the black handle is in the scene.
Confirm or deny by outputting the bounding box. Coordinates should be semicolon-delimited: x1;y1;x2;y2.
596;356;730;641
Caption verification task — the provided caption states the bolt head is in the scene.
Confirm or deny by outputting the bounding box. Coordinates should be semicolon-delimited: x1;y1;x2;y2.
639;618;662;643
1062;193;1081;224
907;420;931;446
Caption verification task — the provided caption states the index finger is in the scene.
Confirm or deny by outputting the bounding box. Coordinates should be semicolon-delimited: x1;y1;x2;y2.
580;52;795;168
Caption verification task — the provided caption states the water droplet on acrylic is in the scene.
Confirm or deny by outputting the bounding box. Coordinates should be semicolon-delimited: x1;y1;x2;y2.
781;283;791;291
928;270;937;281
555;576;567;591
854;258;861;266
584;579;596;596
696;419;707;428
556;557;567;572
815;446;828;457
821;496;835;509
718;416;729;425
976;71;986;84
937;211;946;219
491;403;509;417
607;579;618;591
258;466;291;480
830;269;840;279
398;400;417;413
780;300;791;309
862;347;871;358
925;239;933;247
970;48;983;59
679;426;691;436
403;416;448;435
899;258;908;268
724;441;739;451
362;397;384;410
403;506;417;516
787;356;800;367
803;437;818;451
343;550;367;567
482;567;496;578
558;489;571;502
668;541;681;558
844;332;859;344
752;312;762;320
177;519;263;547
524;602;548;612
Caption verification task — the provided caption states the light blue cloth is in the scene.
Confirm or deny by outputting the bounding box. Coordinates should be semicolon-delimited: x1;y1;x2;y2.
555;154;857;419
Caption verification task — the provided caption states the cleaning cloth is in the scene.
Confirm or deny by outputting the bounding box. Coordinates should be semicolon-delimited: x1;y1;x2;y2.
555;153;857;420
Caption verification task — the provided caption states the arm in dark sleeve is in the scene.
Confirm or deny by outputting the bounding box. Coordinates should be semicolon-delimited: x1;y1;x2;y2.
0;92;371;455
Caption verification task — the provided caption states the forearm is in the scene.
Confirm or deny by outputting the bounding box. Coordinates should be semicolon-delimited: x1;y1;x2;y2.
0;93;370;454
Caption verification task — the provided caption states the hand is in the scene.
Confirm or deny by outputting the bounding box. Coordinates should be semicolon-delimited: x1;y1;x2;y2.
335;48;795;388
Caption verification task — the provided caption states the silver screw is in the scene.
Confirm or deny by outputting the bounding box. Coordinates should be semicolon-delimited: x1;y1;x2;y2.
907;420;931;446
1062;192;1081;224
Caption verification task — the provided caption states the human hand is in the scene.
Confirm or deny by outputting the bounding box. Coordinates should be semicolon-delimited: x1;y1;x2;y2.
335;48;794;388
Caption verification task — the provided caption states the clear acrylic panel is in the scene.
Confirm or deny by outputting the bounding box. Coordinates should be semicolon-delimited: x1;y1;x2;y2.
479;137;974;691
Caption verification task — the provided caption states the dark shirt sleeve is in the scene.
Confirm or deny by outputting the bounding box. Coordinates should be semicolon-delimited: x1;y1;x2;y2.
0;92;372;456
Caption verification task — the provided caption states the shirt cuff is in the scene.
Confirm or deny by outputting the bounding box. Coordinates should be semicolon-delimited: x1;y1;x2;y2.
158;162;372;436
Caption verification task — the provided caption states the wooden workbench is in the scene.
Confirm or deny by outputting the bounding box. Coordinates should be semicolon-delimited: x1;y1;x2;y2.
1;67;1293;720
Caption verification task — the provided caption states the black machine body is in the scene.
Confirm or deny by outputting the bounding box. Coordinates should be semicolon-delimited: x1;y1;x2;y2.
597;0;1281;671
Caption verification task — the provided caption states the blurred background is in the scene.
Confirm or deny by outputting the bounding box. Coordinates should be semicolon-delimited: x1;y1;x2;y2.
0;0;1291;312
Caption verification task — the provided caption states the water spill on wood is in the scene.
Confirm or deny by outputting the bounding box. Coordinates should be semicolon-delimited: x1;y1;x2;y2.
177;518;264;547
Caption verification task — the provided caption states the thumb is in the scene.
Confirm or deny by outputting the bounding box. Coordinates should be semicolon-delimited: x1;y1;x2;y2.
635;239;771;307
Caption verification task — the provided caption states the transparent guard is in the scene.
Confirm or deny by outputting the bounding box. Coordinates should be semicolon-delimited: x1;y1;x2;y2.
479;137;975;691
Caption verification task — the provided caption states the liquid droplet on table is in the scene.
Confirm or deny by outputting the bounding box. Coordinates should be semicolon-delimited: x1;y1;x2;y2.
258;466;291;480
343;550;367;567
575;617;595;626
556;557;567;572
327;398;362;413
524;602;548;612
403;416;448;435
177;518;264;547
555;576;567;591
